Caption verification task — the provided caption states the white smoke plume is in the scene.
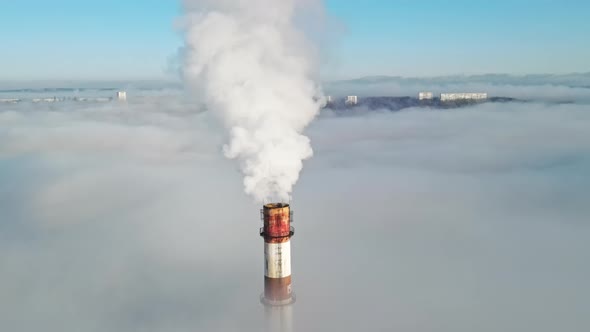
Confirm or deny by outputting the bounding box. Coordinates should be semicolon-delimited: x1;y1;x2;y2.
181;0;325;202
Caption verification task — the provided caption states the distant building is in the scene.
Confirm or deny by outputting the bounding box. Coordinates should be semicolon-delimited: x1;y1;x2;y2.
440;93;487;102
345;95;358;105
326;95;333;104
32;97;60;103
116;91;127;101
419;92;434;100
0;98;20;104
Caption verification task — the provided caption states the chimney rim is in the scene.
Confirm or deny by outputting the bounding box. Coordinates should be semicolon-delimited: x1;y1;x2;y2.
264;202;290;209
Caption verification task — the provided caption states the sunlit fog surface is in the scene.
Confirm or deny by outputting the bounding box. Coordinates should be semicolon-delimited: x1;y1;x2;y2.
1;94;589;331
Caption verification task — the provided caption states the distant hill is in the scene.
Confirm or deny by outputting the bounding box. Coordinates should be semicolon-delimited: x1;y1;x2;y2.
323;73;590;103
328;73;590;89
324;96;520;114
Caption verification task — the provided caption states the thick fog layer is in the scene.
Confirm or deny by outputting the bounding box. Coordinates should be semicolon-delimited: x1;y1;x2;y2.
1;91;589;331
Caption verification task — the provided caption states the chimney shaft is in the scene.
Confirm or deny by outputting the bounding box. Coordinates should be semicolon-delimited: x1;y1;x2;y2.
260;203;295;306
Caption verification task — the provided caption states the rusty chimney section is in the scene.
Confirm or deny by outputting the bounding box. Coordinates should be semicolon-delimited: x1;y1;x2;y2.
260;203;295;306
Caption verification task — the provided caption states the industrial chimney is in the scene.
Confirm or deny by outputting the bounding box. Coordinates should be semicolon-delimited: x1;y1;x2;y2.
260;203;295;331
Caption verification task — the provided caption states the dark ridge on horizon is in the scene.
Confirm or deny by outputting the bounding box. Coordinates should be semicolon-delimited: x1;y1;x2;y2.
0;88;119;93
328;73;590;88
324;96;522;114
0;80;183;91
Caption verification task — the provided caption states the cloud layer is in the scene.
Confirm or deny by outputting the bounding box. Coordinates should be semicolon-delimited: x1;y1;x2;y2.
1;88;589;331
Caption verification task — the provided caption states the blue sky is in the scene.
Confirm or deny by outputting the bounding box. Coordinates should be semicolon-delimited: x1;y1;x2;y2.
1;0;589;80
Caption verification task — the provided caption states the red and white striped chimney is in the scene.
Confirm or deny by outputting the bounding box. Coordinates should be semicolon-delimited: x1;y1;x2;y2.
260;203;295;306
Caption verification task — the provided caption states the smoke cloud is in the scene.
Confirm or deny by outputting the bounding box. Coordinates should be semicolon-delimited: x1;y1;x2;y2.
181;0;325;202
